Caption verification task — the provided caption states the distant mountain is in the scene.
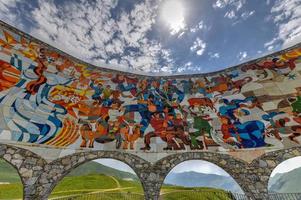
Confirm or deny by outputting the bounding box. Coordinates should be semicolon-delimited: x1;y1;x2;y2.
164;171;243;193
269;167;301;193
67;161;138;180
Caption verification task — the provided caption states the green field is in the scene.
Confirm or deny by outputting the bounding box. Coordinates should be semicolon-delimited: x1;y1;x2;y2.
50;173;144;198
0;160;22;183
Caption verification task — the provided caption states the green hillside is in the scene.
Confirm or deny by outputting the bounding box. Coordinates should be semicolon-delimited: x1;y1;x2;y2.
50;173;143;198
269;167;301;193
0;159;22;183
0;159;137;183
68;161;138;180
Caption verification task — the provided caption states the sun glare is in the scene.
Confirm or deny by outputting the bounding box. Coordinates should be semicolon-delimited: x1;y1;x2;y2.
161;0;185;35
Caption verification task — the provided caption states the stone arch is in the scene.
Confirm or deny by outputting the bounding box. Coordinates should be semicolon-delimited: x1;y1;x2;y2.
0;143;47;199
37;151;150;199
250;146;301;185
147;152;248;199
248;147;301;193
232;147;301;200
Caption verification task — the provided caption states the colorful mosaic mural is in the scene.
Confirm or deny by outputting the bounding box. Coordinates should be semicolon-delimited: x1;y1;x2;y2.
1;23;301;152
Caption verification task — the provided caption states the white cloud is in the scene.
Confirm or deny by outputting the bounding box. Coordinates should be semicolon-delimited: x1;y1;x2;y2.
237;51;247;61
166;160;229;176
177;31;185;38
190;21;205;33
267;45;274;51
241;10;255;20
0;0;24;27
184;61;192;67
190;37;206;56
176;62;205;73
16;0;174;73
177;62;192;73
208;52;220;59
224;10;236;19
213;0;245;11
269;0;301;48
213;0;253;24
264;37;279;51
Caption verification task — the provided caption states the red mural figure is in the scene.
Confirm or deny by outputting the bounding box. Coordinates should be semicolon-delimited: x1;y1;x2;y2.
120;120;141;150
140;112;167;150
0;60;21;91
25;58;47;95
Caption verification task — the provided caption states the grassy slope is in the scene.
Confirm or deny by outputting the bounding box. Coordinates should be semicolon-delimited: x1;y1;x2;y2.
50;173;142;198
160;187;233;200
0;159;23;200
0;160;22;183
0;183;23;200
68;161;138;180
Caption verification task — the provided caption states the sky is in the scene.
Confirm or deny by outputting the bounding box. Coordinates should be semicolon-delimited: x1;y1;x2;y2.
0;0;301;74
95;157;301;178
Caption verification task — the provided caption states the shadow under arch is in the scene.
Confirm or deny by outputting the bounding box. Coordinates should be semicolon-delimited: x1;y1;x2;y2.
153;152;248;195
0;157;23;199
44;151;150;199
268;156;301;194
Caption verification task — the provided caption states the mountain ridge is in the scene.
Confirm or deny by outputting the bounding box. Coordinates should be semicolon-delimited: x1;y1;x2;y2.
269;167;301;193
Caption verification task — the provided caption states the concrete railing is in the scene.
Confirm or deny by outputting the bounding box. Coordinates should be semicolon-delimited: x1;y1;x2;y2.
268;193;301;200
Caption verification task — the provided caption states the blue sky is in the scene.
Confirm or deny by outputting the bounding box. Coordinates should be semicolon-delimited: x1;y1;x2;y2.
0;0;300;74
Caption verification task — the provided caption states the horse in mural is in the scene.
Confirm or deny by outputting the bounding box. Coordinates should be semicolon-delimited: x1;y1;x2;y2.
204;76;252;96
120;123;141;150
79;119;109;148
188;97;216;112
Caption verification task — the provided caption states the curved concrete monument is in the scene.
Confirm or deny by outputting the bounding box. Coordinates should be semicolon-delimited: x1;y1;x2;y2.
0;20;301;199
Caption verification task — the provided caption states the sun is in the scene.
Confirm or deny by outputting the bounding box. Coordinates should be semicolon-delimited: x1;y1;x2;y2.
161;0;185;35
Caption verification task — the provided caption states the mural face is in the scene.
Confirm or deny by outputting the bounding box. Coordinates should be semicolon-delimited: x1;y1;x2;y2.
1;24;301;152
